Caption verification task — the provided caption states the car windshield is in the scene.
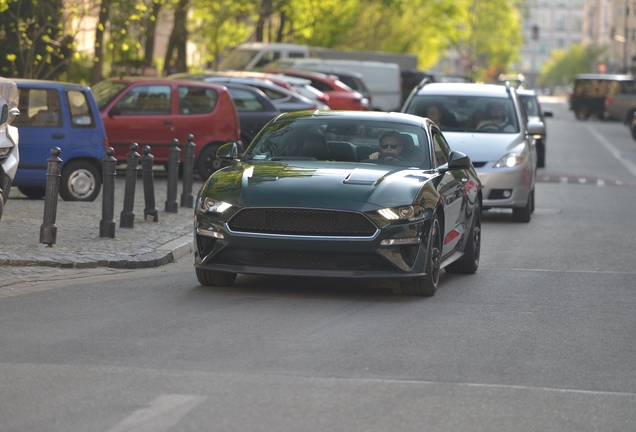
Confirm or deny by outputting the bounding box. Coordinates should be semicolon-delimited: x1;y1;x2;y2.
244;116;431;169
405;95;520;133
92;80;128;110
218;49;260;70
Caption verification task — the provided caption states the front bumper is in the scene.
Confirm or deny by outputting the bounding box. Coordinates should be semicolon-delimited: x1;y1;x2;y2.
194;208;432;279
476;162;534;209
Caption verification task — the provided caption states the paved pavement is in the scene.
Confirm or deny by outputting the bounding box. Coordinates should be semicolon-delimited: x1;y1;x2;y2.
0;172;202;285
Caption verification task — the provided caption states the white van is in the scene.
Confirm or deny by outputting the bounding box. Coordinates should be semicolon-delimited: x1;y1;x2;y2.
265;58;402;112
218;43;404;111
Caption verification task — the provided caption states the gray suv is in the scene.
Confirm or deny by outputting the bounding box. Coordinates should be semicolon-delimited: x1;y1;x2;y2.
402;82;541;222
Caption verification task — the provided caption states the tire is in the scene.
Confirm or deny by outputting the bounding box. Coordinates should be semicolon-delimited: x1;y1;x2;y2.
0;194;3;222
18;186;46;199
631;124;636;141
530;188;535;213
537;156;545;168
445;202;481;274
59;160;101;202
400;213;442;296
195;267;237;286
512;189;532;223
574;105;589;121
196;144;222;181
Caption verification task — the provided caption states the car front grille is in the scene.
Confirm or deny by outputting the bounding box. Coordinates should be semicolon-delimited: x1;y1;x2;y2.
216;249;391;270
227;208;377;237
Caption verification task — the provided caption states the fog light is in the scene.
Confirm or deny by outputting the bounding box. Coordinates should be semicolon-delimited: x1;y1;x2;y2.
197;228;224;239
503;190;512;198
381;237;421;245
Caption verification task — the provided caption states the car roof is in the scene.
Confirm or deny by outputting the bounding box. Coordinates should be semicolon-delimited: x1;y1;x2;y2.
270;109;431;127
574;74;634;81
414;82;512;98
516;89;538;96
12;79;90;91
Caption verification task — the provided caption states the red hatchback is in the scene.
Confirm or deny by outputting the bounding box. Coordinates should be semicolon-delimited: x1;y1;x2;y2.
92;77;240;179
265;69;369;111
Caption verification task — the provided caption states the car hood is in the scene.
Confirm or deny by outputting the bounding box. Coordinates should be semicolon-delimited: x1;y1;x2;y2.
201;161;437;211
441;132;526;162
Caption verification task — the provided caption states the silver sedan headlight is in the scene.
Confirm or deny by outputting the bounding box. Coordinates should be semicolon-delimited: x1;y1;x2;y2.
493;143;528;168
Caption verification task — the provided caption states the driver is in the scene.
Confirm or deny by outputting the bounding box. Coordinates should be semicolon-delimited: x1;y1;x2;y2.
369;131;403;160
477;102;515;132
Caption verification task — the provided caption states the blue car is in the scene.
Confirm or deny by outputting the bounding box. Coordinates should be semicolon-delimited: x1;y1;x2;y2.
12;79;107;201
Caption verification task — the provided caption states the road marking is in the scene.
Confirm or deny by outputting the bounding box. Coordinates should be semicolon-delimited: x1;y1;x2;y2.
587;124;636;178
597;179;605;186
106;394;206;432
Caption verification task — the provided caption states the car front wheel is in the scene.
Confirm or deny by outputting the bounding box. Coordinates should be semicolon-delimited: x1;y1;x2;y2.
574;105;589;120
512;189;533;223
196;267;237;286
59;160;101;202
196;144;223;181
400;213;442;296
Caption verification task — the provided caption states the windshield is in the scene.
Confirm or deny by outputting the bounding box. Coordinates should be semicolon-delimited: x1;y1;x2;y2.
519;95;539;116
92;80;128;109
405;95;520;133
218;49;260;70
245;116;431;169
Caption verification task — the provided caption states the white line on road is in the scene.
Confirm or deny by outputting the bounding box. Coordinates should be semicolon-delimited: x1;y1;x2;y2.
106;394;206;432
587;124;636;178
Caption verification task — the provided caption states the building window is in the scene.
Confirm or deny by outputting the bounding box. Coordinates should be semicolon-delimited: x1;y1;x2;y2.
538;0;550;6
556;38;565;48
556;15;566;30
556;0;567;6
538;38;549;53
572;16;583;32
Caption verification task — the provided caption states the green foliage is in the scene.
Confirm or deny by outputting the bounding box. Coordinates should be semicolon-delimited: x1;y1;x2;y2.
538;44;607;87
0;0;74;79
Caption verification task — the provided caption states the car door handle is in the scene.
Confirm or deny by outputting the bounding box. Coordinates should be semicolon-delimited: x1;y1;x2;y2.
164;120;173;125
52;133;65;139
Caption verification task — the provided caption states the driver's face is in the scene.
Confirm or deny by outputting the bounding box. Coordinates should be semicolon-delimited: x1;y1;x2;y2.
380;139;402;155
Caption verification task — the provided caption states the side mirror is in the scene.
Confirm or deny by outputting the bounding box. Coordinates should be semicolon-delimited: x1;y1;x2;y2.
216;142;240;160
543;110;553;117
527;121;545;136
108;106;121;116
447;150;471;170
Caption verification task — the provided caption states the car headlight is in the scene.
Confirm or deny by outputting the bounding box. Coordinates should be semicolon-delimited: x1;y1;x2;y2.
196;197;231;214
493;143;527;168
378;205;425;221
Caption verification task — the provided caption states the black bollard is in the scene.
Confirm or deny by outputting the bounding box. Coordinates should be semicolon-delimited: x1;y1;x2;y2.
120;143;140;228
165;138;180;213
40;147;63;247
180;134;195;208
141;145;158;222
99;147;117;238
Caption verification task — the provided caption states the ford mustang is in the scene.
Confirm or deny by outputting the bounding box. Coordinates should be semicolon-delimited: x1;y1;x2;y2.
193;111;482;296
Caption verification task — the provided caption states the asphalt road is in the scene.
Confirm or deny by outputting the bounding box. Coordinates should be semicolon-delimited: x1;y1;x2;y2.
1;99;635;431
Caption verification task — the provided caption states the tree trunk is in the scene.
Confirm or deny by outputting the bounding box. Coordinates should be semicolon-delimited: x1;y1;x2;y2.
143;0;163;69
91;0;111;84
255;0;273;42
163;0;189;75
276;12;286;43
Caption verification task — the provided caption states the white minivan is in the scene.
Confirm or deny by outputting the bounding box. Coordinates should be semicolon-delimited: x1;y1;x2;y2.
265;58;402;112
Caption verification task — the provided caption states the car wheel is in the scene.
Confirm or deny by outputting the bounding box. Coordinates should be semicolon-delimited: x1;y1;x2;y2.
512;189;532;223
59;160;101;202
196;144;222;181
18;186;46;199
0;194;3;221
631;125;636;141
400;213;441;296
531;188;535;213
195;267;237;286
574;105;589;120
537;156;545;168
445;202;481;274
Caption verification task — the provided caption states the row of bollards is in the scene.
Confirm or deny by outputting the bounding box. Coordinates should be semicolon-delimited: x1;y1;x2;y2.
39;135;197;246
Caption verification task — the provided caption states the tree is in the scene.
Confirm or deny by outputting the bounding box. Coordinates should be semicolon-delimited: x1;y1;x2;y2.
539;44;607;88
91;0;111;84
0;0;74;79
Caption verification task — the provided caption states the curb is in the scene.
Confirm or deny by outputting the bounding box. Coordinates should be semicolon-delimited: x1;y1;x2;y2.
0;235;194;270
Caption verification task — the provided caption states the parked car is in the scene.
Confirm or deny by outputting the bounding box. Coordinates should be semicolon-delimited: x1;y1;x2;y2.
517;89;553;168
570;74;634;120
0;77;20;221
168;73;319;113
403;82;540;222
306;68;372;105
603;80;636;123
193;110;482;296
263;68;370;110
221;83;281;145
92;77;241;180
11;79;107;201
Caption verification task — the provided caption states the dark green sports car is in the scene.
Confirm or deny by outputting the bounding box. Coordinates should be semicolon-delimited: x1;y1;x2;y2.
194;111;482;296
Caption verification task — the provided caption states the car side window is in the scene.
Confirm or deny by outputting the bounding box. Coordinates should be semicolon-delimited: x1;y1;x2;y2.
178;86;218;114
14;88;62;127
114;85;171;115
258;86;288;101
432;132;450;167
227;88;265;112
67;90;95;128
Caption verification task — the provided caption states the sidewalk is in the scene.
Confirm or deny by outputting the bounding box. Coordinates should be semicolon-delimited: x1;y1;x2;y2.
0;174;201;279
